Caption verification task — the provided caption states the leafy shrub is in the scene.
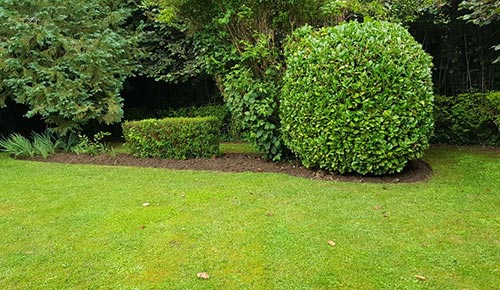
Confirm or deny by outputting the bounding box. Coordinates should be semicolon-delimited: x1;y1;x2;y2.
490;92;500;129
123;117;220;159
125;104;242;141
223;67;287;161
56;132;80;153
150;0;424;161
433;92;500;145
280;21;434;175
0;130;114;157
72;132;112;156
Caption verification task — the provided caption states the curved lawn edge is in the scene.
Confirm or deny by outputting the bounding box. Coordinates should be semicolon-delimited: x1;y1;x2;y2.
25;152;432;184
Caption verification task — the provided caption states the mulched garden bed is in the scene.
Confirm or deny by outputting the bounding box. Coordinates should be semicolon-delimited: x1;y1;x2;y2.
29;153;432;183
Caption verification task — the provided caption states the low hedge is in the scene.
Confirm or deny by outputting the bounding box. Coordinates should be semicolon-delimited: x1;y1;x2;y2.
433;92;500;145
162;104;244;142
123;117;221;159
124;104;243;141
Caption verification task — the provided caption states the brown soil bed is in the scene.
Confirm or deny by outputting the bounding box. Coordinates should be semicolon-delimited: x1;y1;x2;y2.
30;153;432;183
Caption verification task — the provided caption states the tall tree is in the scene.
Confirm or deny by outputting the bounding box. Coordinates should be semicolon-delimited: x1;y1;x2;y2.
0;0;141;134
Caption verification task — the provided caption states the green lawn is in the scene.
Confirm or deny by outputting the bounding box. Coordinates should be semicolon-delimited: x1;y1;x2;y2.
219;142;261;154
0;145;499;289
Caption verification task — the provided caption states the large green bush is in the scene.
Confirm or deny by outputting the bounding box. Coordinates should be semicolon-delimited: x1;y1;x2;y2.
123;117;220;159
433;92;500;145
280;21;434;175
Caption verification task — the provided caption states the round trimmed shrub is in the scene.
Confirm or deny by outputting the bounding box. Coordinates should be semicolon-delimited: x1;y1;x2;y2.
280;21;434;175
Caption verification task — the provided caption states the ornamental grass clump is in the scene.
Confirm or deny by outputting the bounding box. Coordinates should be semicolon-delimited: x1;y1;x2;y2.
0;131;60;158
280;21;434;175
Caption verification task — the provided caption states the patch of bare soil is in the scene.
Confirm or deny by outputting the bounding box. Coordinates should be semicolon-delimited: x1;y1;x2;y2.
30;153;432;183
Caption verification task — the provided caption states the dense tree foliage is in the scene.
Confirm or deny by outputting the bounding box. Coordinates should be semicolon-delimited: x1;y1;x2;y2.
146;0;428;159
0;0;141;134
460;0;500;26
1;0;498;151
136;3;205;84
410;0;499;95
460;0;500;63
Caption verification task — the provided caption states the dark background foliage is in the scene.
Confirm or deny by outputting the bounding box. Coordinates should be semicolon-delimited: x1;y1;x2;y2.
410;0;499;95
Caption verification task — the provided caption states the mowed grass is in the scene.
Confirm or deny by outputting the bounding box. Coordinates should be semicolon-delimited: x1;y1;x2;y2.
0;145;499;289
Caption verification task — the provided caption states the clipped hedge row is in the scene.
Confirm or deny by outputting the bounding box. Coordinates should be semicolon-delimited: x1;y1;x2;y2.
433;92;500;145
280;21;434;175
123;117;220;159
161;104;242;141
124;104;243;141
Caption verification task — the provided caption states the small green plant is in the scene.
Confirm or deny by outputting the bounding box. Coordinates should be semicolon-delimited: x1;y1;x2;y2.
123;117;220;159
0;133;35;157
72;132;112;156
0;131;114;157
56;132;80;153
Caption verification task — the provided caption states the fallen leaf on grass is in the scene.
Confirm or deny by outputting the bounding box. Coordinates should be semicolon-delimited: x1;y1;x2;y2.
142;202;150;207
374;205;382;210
266;212;273;216
169;240;180;247
415;275;426;281
327;240;336;247
197;272;210;279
